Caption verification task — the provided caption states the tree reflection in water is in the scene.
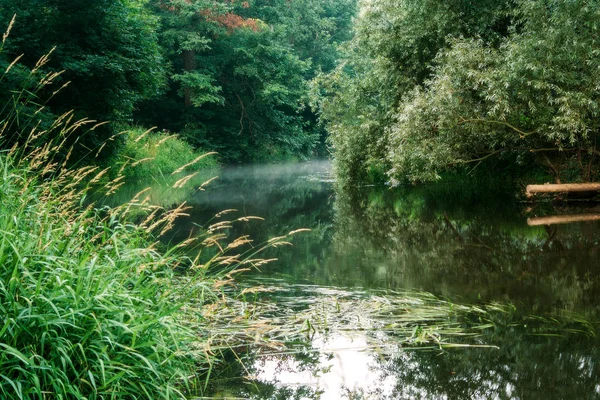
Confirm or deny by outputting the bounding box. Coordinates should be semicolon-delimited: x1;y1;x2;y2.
122;161;600;399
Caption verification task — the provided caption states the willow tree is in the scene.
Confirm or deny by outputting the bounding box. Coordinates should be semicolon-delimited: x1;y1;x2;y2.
317;0;600;185
386;0;600;184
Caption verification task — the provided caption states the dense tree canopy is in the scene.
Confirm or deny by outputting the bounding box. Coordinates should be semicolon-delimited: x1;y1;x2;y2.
136;0;357;162
1;0;357;163
5;0;596;181
0;0;165;154
317;0;600;185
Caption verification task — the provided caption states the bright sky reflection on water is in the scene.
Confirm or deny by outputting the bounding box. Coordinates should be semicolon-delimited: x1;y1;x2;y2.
255;333;396;399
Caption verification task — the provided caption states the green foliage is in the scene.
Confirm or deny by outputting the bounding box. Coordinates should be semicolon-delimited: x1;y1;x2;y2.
0;152;201;399
0;1;165;156
1;0;359;165
0;46;59;148
241;0;357;74
147;0;226;109
112;127;218;182
318;0;600;185
138;0;358;163
242;0;358;158
0;31;101;168
186;26;316;162
387;0;600;183
313;0;512;184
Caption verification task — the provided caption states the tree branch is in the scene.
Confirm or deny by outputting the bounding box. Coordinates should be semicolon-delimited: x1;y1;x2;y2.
452;147;600;166
235;92;246;135
458;118;537;138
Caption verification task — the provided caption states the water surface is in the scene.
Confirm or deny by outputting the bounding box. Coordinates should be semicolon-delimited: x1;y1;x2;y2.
127;161;600;399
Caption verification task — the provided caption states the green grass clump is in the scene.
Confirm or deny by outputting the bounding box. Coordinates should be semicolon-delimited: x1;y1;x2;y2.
0;149;210;399
113;127;218;183
0;142;306;399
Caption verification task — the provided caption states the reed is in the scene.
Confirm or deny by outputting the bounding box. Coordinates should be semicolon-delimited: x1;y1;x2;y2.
0;147;301;398
0;149;197;398
0;20;296;399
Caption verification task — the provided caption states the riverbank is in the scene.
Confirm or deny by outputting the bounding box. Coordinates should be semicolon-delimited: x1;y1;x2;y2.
0;139;303;398
108;127;218;183
0;139;229;397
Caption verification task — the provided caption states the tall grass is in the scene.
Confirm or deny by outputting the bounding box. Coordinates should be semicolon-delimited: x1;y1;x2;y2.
0;151;200;398
0;145;306;398
0;19;299;399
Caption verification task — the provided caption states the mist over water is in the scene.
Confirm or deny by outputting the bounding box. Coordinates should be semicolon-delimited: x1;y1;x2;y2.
187;160;333;208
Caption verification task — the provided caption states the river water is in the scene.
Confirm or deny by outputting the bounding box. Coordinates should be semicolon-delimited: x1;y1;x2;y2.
119;160;600;399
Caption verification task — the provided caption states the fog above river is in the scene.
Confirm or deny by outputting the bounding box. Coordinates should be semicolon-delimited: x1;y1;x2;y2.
187;159;333;207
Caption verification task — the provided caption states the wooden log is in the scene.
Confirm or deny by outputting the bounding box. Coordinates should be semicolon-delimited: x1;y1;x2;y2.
527;213;600;226
526;183;600;198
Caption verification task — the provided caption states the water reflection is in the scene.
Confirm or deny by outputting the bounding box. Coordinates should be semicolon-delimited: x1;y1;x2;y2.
329;185;600;313
208;282;599;399
384;337;600;399
255;333;396;399
114;161;600;399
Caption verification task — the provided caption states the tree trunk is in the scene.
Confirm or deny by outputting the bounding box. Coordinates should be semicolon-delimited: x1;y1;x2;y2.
182;49;196;108
525;183;600;198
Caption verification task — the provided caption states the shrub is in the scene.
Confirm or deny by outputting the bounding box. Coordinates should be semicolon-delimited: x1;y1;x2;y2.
112;127;218;183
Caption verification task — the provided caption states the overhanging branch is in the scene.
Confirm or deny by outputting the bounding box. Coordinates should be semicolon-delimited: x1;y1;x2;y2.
458;118;537;138
451;147;600;166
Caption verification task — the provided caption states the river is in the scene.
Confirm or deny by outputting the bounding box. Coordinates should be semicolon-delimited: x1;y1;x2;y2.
116;160;600;399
